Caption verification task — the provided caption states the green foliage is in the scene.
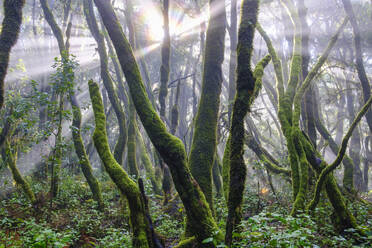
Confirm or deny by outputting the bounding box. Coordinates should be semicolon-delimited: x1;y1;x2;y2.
0;170;132;247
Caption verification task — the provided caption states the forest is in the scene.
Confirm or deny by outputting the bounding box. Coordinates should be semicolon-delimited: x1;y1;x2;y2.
0;0;371;247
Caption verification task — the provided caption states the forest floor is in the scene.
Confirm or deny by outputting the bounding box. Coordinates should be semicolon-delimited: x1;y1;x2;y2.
0;170;371;247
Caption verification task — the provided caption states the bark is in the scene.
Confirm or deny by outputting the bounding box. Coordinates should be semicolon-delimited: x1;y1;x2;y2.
313;99;355;192
363;136;371;191
93;0;221;245
225;4;269;244
189;0;226;211
308;94;372;211
40;0;65;198
291;17;347;214
298;0;317;148
70;94;104;210
128;98;139;178
88;80;152;248
84;0;127;165
342;0;372;134
346;83;363;191
212;153;223;198
225;8;270;235
261;1;357;231
1;140;36;205
137;128;162;195
0;0;25;110
41;0;103;205
227;0;238;125
159;0;171;118
245;132;290;177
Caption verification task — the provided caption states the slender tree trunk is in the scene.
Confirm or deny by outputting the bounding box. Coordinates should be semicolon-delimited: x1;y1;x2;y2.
346;82;363;191
225;0;266;239
84;0;127;165
227;0;237;126
2;140;36;204
41;0;103;206
128;98;139;178
342;0;372;134
88;81;152;248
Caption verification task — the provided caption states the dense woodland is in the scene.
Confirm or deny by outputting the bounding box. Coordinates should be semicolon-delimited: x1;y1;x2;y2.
0;0;371;247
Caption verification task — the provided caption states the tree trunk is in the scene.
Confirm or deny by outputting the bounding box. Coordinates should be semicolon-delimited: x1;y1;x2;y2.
0;0;26;110
93;0;221;245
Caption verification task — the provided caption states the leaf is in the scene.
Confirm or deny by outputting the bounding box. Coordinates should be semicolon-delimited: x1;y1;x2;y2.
202;237;214;243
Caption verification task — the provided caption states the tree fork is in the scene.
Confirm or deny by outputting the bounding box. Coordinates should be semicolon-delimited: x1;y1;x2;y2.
93;0;221;245
225;0;267;241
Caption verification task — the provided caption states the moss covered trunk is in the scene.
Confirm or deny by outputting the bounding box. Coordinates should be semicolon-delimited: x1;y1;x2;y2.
2;140;36;204
189;0;226;211
41;0;103;206
0;0;25;110
128;98;139;178
225;1;265;243
88;80;152;248
84;0;127;165
70;94;104;210
93;0;221;245
137;128;162;195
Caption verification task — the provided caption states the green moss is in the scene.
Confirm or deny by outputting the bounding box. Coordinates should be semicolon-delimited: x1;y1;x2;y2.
0;0;25;110
94;0;221;244
256;23;284;98
222;137;231;203
189;0;227;212
291;128;308;215
70;94;104;210
2;140;36;204
212;153;223;198
88;80;150;248
308;95;372;212
137;128;162;195
225;1;261;245
292;18;348;129
128;98;139;178
174;236;197;248
245;134;291;176
314;115;355;192
84;0;127;165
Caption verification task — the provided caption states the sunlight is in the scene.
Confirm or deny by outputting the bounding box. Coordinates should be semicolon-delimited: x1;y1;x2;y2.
138;1;210;42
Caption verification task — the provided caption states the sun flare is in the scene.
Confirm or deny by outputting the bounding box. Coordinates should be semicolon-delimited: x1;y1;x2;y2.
138;1;209;42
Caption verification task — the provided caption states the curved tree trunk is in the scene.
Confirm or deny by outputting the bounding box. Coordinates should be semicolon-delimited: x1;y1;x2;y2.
40;0;103;206
93;0;221;245
84;0;127;165
88;80;152;248
342;0;372;134
2;140;36;205
225;0;266;241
